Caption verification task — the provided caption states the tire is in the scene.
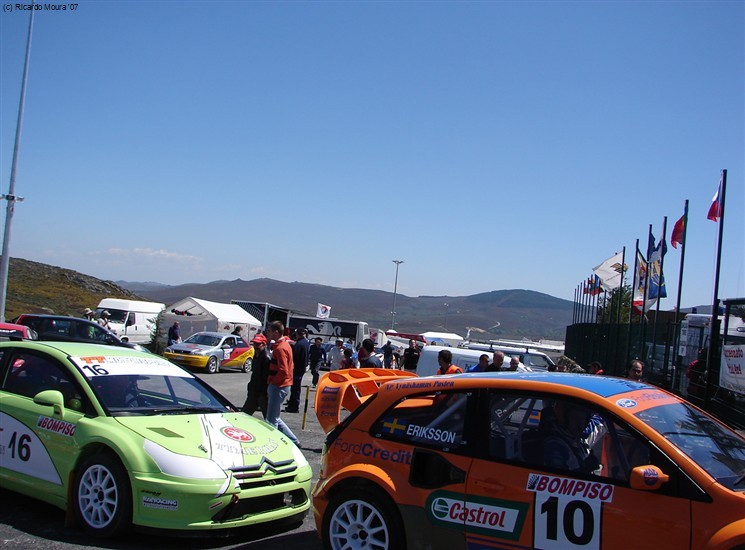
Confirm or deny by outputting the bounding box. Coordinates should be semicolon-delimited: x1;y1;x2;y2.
73;452;132;538
206;355;219;374
323;487;405;550
241;358;252;373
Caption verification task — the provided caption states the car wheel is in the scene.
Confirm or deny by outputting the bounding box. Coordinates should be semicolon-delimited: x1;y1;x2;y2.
73;452;132;538
324;487;405;550
206;355;219;374
242;358;252;373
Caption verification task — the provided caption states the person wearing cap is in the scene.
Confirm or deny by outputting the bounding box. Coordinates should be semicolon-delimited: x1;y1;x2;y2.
98;310;113;331
83;308;95;321
243;333;270;418
327;339;345;371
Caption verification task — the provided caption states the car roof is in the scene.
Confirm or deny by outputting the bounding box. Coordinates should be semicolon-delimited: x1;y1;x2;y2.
0;340;145;356
188;331;231;337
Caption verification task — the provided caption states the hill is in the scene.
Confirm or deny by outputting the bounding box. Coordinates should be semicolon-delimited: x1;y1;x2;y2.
135;279;573;340
3;257;574;339
3;257;147;320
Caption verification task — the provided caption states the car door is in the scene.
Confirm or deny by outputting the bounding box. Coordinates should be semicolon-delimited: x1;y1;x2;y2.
368;389;475;548
466;390;691;549
0;349;89;500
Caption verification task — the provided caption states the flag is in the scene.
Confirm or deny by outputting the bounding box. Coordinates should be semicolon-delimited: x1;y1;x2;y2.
632;249;649;314
707;174;723;222
647;238;667;301
584;275;603;296
592;252;626;291
316;303;331;319
671;213;685;249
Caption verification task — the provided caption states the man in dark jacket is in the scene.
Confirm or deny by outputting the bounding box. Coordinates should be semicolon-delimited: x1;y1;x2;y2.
308;337;326;387
286;329;309;413
242;334;270;418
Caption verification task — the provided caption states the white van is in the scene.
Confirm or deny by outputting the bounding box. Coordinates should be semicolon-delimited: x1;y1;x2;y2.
95;298;165;344
463;342;554;372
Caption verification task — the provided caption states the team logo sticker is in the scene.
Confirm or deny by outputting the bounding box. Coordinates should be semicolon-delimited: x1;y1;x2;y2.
616;398;637;408
220;426;254;443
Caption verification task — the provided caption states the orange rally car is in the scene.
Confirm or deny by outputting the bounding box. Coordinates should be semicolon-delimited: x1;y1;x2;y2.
312;369;745;549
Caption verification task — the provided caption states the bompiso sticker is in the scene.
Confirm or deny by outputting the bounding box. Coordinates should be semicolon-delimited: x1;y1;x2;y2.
616;398;637;408
220;426;254;443
526;473;614;502
36;416;76;437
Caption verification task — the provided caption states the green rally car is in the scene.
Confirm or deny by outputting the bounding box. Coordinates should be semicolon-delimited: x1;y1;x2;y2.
0;341;312;537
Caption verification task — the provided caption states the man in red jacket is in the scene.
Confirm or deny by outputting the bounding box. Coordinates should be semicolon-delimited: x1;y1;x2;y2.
266;321;300;445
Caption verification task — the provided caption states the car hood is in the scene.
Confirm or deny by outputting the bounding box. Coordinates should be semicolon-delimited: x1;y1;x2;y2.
167;342;213;353
116;412;296;470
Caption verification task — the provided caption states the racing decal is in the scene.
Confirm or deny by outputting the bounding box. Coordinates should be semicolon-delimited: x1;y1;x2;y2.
0;412;62;484
36;416;76;437
333;437;412;465
321;386;340;394
379;416;458;444
383;379;456;392
72;355;189;378
615;399;637;408
426;490;528;541
406;423;457;444
142;496;179;510
527;473;613;549
221;427;254;443
607;390;679;413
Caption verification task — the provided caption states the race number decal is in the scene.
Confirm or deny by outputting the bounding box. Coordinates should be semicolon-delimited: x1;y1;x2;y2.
0;413;61;484
527;473;613;549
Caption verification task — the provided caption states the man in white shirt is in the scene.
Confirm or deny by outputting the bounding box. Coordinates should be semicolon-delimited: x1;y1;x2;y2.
327;339;345;371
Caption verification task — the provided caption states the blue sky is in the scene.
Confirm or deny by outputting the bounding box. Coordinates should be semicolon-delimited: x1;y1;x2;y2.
1;1;743;310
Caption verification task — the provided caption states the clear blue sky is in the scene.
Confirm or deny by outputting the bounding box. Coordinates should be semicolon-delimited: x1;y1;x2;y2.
1;1;743;309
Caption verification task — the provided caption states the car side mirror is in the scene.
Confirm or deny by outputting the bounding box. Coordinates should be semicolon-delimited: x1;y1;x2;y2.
34;389;65;416
629;465;669;491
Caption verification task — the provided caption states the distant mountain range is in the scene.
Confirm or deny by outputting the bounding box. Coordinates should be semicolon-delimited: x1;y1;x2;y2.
130;278;573;341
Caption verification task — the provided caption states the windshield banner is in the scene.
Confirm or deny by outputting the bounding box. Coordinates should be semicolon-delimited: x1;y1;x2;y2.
719;345;745;396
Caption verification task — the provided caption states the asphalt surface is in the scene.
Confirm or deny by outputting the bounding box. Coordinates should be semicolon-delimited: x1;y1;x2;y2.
0;369;327;550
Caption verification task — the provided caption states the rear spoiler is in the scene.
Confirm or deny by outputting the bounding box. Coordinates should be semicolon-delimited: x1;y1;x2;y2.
314;368;417;434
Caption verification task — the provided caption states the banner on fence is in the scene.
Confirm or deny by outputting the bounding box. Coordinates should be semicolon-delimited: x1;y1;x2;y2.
720;345;745;396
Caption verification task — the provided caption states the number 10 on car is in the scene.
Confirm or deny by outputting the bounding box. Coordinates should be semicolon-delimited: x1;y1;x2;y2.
533;493;601;549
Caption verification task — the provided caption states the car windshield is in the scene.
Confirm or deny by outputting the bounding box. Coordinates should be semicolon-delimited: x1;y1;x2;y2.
634;402;745;491
98;308;128;323
92;373;229;415
184;334;221;347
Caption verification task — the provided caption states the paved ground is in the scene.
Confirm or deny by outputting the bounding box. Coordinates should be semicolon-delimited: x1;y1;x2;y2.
0;369;326;550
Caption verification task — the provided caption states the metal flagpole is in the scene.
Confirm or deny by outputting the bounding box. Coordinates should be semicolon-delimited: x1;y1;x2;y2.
704;170;727;409
671;200;688;392
0;2;35;321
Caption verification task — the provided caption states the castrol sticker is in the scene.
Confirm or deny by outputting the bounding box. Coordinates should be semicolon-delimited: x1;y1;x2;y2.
527;473;611;549
425;490;528;541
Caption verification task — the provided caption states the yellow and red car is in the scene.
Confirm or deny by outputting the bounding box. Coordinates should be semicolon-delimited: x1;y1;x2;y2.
313;369;745;549
164;331;253;374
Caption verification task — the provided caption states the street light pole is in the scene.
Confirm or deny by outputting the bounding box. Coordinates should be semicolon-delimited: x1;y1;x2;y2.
391;260;404;330
0;3;35;322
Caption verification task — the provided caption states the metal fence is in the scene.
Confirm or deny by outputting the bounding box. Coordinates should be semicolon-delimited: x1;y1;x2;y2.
565;314;745;429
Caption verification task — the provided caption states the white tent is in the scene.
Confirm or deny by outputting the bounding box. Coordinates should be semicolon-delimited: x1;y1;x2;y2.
159;297;261;344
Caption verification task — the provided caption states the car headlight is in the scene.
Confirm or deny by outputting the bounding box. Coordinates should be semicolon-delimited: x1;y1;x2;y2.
144;440;227;480
290;442;309;469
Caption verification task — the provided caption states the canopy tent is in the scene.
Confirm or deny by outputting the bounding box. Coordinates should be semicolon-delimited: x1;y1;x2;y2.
159;297;261;345
419;331;464;348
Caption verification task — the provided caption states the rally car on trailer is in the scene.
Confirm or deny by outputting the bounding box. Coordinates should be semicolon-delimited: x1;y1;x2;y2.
313;369;745;549
0;341;311;537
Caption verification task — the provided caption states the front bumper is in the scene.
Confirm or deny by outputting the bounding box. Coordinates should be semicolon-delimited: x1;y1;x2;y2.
163;352;210;369
130;463;313;531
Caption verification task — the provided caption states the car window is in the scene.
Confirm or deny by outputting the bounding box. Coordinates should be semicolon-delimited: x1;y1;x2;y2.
185;334;221;346
2;351;88;412
42;318;73;338
223;337;236;347
371;391;469;451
